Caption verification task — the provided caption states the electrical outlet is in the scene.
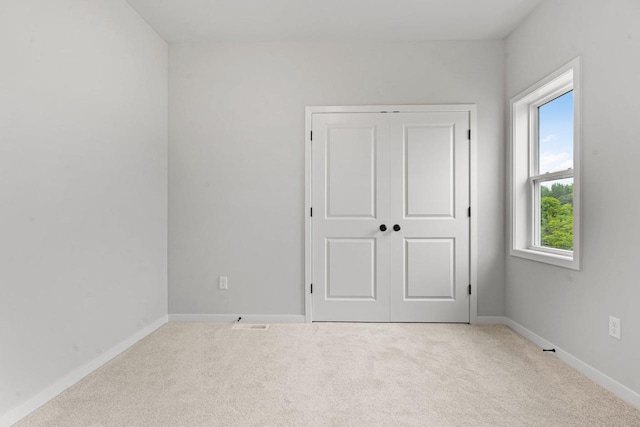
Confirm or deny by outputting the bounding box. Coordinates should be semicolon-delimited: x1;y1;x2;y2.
609;316;621;340
219;276;228;290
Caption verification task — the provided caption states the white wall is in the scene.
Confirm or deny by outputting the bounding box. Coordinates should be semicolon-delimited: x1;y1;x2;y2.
0;0;168;418
506;0;640;395
169;41;505;317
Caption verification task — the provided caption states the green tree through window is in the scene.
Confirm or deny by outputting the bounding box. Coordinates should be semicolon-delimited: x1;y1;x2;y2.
540;182;573;250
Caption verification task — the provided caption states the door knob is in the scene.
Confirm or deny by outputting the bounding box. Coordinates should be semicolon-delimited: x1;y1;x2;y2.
379;224;387;232
393;224;401;232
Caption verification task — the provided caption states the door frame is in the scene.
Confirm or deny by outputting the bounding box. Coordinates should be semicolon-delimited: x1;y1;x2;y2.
304;105;478;324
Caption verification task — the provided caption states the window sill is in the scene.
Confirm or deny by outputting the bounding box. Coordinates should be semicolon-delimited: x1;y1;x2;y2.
510;247;580;270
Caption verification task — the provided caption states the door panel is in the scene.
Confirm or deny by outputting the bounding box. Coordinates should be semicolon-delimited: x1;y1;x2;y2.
312;113;390;322
390;112;470;322
326;238;376;299
405;125;454;217
404;238;454;299
327;127;376;218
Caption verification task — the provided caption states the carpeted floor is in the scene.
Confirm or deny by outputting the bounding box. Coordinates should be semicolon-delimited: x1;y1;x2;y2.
15;323;640;426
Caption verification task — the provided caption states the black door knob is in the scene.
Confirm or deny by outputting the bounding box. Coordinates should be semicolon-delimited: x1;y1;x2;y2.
379;224;387;232
393;224;401;232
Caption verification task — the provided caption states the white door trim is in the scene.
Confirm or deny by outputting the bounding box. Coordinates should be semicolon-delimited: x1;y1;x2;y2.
304;105;478;324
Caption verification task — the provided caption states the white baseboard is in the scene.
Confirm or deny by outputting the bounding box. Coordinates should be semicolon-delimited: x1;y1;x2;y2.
168;314;306;323
474;316;505;325
504;317;640;410
0;315;168;427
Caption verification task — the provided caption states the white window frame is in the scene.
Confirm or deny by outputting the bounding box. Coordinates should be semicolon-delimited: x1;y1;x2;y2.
510;57;581;270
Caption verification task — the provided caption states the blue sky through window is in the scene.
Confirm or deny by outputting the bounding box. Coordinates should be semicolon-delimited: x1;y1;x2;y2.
538;90;574;175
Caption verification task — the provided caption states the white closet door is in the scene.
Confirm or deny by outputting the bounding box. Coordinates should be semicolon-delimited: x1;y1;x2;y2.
311;113;391;322
388;112;470;322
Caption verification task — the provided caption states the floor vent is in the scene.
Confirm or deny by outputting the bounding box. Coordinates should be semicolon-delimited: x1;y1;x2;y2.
232;324;270;330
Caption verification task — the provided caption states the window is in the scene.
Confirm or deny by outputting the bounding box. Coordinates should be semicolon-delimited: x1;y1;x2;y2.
511;58;581;269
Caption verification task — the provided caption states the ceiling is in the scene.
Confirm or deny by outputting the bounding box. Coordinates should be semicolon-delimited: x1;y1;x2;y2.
125;0;543;43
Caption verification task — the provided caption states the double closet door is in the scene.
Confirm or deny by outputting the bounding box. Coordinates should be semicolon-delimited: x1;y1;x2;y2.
311;110;470;322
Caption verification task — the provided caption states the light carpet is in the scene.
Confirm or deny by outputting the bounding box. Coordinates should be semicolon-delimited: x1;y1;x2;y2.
15;323;640;426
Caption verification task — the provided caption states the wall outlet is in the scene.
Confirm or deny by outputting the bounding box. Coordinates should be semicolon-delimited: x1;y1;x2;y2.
609;316;621;340
219;276;228;290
